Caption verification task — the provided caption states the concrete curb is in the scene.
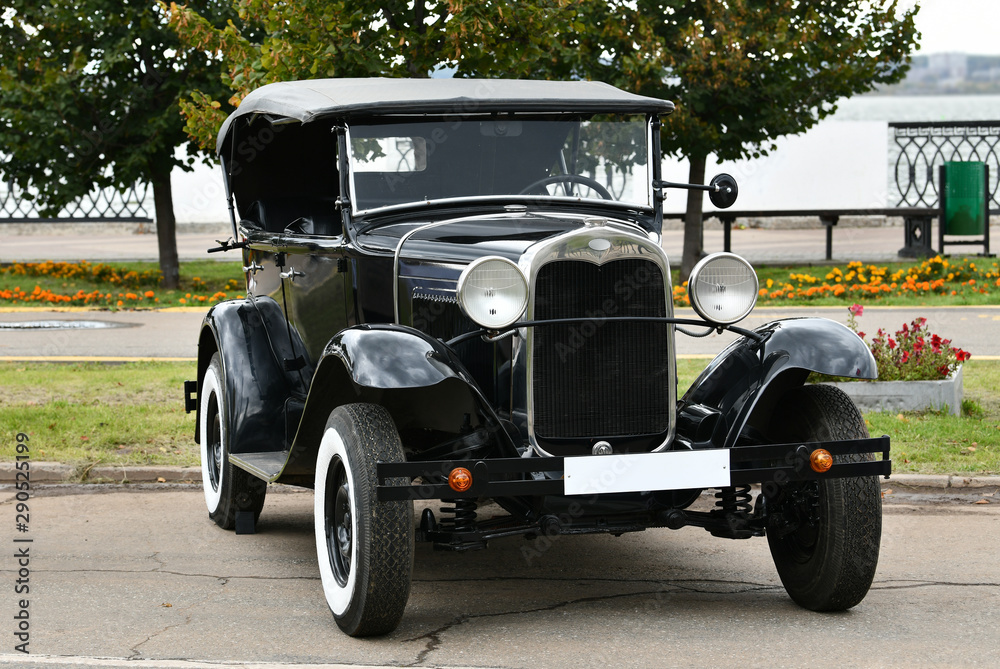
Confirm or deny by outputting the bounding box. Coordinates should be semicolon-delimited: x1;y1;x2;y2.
0;462;201;484
1;463;998;488
885;473;1000;489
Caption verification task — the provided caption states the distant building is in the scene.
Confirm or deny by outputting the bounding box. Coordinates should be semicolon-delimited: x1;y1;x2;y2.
927;53;968;83
888;52;1000;93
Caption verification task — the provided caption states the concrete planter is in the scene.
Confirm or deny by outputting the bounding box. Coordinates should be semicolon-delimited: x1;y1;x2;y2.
827;365;964;416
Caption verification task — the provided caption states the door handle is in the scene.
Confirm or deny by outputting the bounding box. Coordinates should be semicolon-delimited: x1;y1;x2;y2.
242;262;263;274
279;269;305;281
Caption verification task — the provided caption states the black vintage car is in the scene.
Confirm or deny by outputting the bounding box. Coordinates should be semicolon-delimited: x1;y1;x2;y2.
187;78;890;637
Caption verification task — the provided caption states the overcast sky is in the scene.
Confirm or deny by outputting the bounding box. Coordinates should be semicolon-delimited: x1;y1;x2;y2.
906;0;1000;55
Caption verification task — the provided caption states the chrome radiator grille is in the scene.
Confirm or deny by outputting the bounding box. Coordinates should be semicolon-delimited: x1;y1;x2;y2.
531;258;670;440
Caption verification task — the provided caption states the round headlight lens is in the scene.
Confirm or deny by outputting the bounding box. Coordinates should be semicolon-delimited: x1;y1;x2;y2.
688;252;758;325
457;257;528;330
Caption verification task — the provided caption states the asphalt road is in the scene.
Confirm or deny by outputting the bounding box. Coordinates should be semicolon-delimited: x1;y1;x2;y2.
674;305;1000;358
1;306;997;360
0;485;997;668
0;310;204;360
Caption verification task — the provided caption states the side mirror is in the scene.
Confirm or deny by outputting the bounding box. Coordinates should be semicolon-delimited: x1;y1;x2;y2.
654;173;739;208
708;173;738;209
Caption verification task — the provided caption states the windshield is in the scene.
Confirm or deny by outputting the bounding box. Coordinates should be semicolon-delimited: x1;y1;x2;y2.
347;115;651;213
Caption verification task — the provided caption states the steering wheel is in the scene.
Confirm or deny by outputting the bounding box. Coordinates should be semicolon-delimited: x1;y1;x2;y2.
518;174;614;200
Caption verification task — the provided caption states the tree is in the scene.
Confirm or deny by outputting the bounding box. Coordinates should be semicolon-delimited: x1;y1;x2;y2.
547;0;919;279
0;1;237;288
166;0;572;149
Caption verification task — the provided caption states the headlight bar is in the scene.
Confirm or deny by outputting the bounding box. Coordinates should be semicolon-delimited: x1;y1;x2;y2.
445;315;768;348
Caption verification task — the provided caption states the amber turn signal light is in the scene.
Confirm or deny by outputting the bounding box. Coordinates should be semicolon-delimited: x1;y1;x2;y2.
448;467;473;492
809;449;834;473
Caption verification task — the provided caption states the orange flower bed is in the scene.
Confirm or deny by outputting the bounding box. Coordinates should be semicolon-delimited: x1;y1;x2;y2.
671;256;999;307
0;286;161;306
0;260;161;286
0;260;240;308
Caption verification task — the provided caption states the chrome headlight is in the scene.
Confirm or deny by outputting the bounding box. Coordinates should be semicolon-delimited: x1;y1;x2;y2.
688;252;758;325
457;256;528;329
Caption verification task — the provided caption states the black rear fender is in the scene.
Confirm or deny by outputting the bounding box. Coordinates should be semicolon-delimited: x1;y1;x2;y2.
195;297;307;452
682;318;876;447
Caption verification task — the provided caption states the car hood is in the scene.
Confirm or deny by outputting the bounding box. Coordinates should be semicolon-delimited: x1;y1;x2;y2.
359;211;650;267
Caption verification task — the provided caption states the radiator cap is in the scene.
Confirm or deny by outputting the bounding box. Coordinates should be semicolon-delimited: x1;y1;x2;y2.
592;441;613;455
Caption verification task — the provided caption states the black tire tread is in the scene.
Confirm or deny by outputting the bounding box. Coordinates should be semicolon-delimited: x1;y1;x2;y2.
767;384;882;611
328;403;412;636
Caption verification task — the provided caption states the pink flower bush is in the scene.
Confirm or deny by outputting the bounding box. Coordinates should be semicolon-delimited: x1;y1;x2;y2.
845;305;970;381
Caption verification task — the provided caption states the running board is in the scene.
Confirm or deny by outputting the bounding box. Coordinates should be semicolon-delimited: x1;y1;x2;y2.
230;451;288;482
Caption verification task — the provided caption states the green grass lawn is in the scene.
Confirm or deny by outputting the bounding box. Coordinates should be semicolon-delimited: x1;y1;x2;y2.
1;359;996;477
864;359;1000;475
0;361;199;468
677;358;999;475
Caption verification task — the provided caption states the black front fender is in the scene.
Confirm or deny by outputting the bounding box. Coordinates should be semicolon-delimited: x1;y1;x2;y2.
279;324;509;483
683;317;876;447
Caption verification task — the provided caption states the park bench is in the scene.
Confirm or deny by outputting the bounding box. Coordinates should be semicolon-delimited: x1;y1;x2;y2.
668;203;995;260
665;207;940;261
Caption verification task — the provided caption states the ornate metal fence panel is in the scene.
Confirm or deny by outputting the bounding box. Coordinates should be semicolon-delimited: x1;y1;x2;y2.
890;121;1000;211
0;171;152;222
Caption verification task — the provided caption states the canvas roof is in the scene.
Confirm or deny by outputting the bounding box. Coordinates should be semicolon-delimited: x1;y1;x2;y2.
216;78;674;154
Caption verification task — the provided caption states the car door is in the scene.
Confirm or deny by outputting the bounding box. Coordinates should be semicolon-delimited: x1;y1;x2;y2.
277;228;351;373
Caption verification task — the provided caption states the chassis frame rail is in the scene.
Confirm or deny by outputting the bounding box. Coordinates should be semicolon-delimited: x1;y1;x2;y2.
376;435;891;502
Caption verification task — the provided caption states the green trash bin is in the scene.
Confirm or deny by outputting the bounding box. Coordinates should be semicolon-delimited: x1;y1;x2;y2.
942;161;986;236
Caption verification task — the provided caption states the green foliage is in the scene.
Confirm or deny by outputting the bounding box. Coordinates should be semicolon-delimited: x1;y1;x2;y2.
1;261;162;287
166;0;573;148
0;1;235;209
544;0;920;276
550;0;919;163
0;1;240;288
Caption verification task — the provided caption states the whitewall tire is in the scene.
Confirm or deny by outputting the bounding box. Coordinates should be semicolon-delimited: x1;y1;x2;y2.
314;403;413;636
198;352;266;529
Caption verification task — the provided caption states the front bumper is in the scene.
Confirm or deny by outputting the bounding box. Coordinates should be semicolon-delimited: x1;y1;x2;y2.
376;435;891;501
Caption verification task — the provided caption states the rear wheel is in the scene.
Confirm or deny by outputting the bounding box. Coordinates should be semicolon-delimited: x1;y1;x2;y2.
199;353;267;529
314;403;413;637
766;384;882;611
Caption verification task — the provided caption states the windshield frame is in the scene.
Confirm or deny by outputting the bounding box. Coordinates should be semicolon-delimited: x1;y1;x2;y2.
344;114;656;218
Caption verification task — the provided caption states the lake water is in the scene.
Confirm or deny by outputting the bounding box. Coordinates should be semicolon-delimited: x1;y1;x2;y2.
832;94;1000;122
661;94;1000;213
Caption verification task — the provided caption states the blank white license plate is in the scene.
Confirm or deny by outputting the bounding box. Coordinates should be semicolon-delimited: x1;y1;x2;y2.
563;449;731;495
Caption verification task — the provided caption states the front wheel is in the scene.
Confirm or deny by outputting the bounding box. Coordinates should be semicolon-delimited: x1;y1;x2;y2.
314;403;413;637
766;384;882;611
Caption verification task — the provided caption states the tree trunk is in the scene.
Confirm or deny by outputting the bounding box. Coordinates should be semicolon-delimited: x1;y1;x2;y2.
151;167;180;289
680;153;707;282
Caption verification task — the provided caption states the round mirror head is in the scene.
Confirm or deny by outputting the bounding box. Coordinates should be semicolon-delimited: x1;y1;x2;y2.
708;173;738;209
